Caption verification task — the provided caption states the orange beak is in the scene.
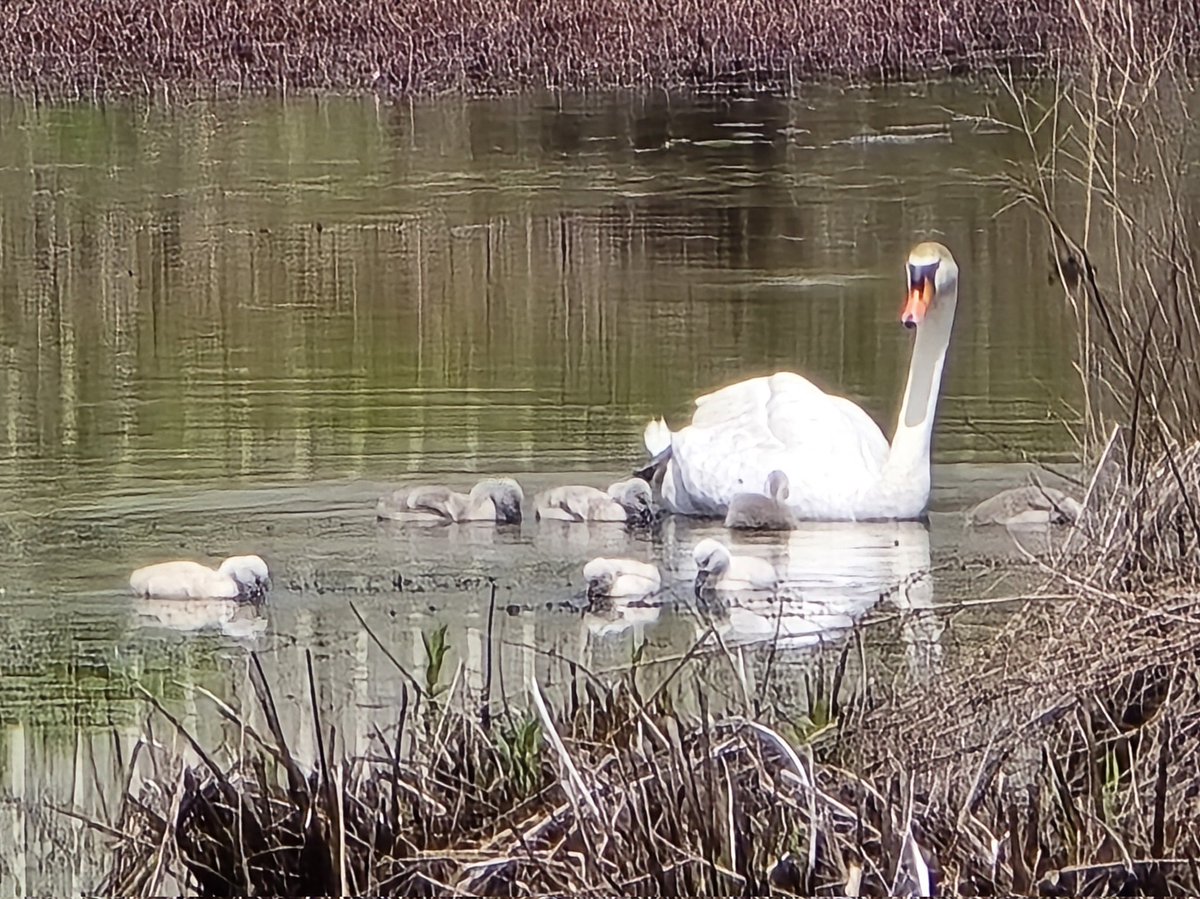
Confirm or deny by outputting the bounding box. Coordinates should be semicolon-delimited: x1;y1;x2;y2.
902;277;934;329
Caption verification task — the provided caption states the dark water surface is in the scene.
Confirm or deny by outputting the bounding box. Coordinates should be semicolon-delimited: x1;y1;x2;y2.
0;84;1080;893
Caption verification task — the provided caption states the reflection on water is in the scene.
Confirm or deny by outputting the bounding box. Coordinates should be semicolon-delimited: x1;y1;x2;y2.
132;596;270;641
0;83;1084;894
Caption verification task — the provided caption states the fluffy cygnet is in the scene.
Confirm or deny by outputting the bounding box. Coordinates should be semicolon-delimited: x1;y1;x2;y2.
692;538;777;593
724;470;798;531
535;477;654;526
129;554;270;602
376;478;524;524
967;485;1083;528
583;557;662;600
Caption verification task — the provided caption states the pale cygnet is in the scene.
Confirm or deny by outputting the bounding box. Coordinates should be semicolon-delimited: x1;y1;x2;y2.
376;477;524;524
535;477;654;526
724;470;798;530
967;485;1083;528
583;557;662;600
129;554;271;602
692;538;777;593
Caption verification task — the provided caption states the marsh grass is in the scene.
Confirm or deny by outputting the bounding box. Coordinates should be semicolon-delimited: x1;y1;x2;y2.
63;1;1200;894
88;584;1200;898
2;0;1199;97
992;0;1200;586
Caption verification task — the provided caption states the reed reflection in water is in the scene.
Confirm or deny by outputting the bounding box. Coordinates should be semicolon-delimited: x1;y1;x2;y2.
0;81;1087;894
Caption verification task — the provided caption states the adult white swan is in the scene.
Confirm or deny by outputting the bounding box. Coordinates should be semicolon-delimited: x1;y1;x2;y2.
641;242;959;521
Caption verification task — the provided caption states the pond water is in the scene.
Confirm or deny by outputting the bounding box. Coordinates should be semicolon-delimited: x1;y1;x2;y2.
0;83;1081;894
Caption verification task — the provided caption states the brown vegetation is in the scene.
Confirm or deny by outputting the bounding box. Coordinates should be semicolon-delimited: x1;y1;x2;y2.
0;0;1196;96
72;2;1200;897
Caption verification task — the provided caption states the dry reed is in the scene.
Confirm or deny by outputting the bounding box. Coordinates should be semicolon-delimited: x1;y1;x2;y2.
72;3;1200;897
0;0;1197;97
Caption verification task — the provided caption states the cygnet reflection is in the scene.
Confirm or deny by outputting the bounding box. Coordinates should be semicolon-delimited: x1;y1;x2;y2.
133;597;268;641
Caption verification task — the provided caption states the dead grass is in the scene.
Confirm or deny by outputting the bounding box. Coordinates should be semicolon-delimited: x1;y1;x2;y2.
89;582;1200;898
66;3;1200;896
0;0;1197;96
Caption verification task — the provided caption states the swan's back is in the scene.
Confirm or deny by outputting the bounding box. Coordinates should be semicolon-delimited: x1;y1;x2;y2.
667;372;890;518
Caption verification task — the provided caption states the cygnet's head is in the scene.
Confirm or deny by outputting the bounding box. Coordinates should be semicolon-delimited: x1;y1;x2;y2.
765;470;790;501
582;557;615;593
902;241;959;330
693;538;732;577
217;554;271;601
607;477;654;523
1058;495;1085;523
472;478;525;523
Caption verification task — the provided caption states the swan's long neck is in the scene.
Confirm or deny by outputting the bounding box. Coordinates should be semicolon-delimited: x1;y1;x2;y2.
880;286;958;508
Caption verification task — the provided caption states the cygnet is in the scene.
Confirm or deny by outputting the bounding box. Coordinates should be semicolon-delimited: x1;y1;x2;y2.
692;538;777;593
724;470;798;531
967;485;1083;528
535;477;654;526
582;557;662;600
376;477;524;524
129;554;270;602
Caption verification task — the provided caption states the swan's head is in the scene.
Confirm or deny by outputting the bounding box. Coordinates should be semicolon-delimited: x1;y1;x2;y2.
472;478;525;523
217;554;271;601
902;241;959;330
607;477;654;523
693;538;732;576
765;470;790;501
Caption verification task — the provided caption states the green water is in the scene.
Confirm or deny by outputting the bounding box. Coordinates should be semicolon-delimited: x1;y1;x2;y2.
0;84;1080;894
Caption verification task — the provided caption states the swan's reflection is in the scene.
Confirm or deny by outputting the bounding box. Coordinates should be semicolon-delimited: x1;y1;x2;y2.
132;597;269;642
661;517;941;674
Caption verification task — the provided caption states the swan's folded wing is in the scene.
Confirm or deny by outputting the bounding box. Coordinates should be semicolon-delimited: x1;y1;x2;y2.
670;372;890;517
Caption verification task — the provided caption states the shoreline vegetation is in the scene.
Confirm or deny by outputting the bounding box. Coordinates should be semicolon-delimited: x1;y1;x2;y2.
36;0;1200;895
0;0;1195;97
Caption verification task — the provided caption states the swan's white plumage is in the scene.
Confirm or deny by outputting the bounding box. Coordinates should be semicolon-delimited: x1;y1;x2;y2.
651;242;960;521
665;372;890;519
643;417;672;457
